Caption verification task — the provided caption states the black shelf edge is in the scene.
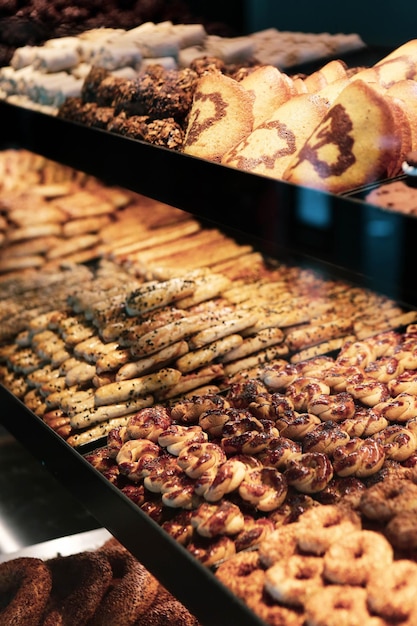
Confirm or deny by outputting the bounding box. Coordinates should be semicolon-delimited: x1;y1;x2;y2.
2;100;417;308
0;384;265;626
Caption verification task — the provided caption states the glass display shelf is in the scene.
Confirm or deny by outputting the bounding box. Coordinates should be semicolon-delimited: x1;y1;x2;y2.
2;99;416;308
0;384;265;626
1;92;416;625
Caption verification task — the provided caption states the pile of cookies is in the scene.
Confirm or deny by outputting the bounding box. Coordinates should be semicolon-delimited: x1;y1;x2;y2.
183;40;417;193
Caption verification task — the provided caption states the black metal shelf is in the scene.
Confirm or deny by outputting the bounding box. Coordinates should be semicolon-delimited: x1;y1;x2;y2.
0;384;265;626
2;100;417;307
1;96;417;625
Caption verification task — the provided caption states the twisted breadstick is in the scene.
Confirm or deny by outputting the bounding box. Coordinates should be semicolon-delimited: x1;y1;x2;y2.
332;437;386;477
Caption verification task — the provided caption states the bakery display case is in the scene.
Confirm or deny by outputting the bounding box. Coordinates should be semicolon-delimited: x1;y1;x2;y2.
2;12;417;626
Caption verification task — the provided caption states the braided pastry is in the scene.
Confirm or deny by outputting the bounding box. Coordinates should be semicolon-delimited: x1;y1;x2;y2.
158;424;207;455
221;414;279;455
234;516;275;552
388;370;417;396
247;392;294;421
372;424;417;461
345;377;390;407
160;473;201;509
336;339;377;367
277;412;321;440
191;501;245;537
198;407;244;438
198;457;247;501
385;510;417;550
187;535;236;567
171;394;231;423
265;555;324;609
307;391;356;422
225;379;270;407
339;406;388;437
321;363;364;393
261;362;301;390
304;585;379;626
285;377;331;412
258;436;301;469
302;421;350;456
364;355;405;382
142;454;183;493
125;406;172;441
284;452;334;493
373;393;417;422
332;437;386;477
238;466;288;511
177;442;226;479
116;439;160;482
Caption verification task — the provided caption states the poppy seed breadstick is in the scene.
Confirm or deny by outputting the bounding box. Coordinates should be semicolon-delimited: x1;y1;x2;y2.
94;368;182;406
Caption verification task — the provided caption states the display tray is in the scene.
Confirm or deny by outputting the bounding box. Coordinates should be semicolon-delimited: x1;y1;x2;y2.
0;383;265;626
0;528;112;564
2;99;417;309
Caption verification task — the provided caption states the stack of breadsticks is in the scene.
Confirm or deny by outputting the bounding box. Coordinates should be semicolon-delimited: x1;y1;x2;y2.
0;149;190;277
0;240;415;449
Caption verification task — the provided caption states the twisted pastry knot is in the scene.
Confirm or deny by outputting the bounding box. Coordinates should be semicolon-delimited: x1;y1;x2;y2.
196;458;247;501
302;421;350;456
191;501;245;537
177;442;226;479
235;516;275;552
345;377;390;407
336;339;378;367
125;405;172;442
142;454;183;492
187;535;237;568
171;393;231;424
84;446;120;485
276;412;321;440
257;436;301;469
373;393;417;422
261;362;301;391
107;425;130;458
373;424;417;461
160;473;201;509
284;452;334;494
220;414;279;455
161;510;193;546
393;346;417;369
366;330;402;357
198;407;247;438
340;406;389;437
116;439;160;482
238;467;288;511
307;391;356;422
296;355;335;377
247;392;295;421
225;379;270;408
332;437;386;477
321;364;364;393
285;377;331;412
388;370;417;396
158;424;207;455
364;355;405;382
